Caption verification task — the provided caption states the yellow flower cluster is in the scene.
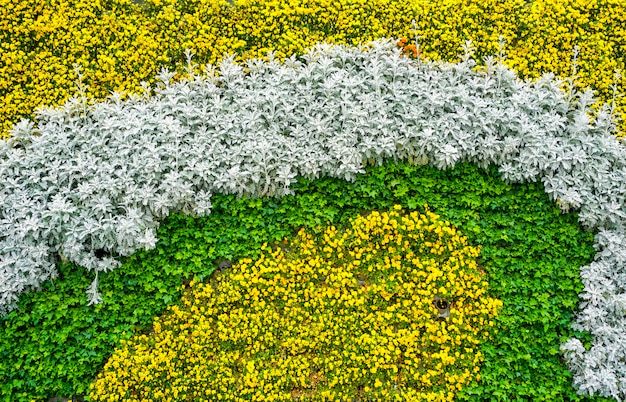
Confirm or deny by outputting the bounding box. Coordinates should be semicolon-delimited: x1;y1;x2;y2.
89;206;502;401
2;0;625;139
509;0;626;131
0;0;238;138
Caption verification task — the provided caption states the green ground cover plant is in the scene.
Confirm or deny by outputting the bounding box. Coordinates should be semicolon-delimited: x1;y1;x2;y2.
0;162;609;401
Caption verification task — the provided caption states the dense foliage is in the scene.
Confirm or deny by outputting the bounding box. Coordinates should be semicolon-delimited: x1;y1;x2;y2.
3;0;626;397
1;0;625;139
2;40;626;398
89;207;502;401
0;162;604;401
1;41;620;313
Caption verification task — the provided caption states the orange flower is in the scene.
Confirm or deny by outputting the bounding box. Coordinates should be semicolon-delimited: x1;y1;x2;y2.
397;38;422;59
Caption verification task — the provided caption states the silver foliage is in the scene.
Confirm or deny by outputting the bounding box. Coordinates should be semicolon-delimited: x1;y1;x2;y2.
1;39;626;399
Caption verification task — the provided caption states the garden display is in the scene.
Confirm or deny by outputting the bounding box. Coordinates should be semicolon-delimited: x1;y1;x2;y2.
1;0;625;401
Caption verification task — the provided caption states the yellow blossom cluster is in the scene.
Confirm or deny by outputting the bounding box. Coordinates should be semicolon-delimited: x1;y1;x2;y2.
89;205;502;401
0;0;238;138
509;0;626;131
2;0;625;139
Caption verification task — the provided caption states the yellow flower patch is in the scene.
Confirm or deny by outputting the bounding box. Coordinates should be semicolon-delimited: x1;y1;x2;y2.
2;0;625;139
89;206;502;401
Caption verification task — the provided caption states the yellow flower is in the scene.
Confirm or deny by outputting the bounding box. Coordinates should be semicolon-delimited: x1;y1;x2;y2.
90;205;500;400
2;0;625;139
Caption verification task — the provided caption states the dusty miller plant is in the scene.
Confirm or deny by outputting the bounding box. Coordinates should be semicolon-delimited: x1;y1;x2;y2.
1;39;625;399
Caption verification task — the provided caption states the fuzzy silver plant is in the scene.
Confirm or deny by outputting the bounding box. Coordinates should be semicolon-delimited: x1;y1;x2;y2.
1;39;625;399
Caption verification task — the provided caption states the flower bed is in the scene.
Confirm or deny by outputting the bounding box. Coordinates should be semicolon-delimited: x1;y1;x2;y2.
1;1;626;400
89;207;502;401
1;0;625;139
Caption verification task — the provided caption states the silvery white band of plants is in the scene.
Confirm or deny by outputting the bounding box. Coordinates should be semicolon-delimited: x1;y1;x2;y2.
1;39;625;399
